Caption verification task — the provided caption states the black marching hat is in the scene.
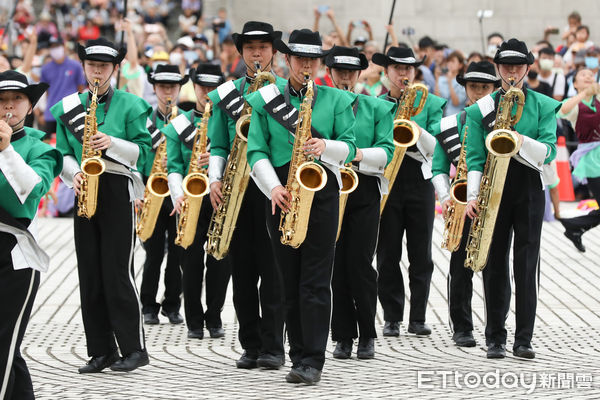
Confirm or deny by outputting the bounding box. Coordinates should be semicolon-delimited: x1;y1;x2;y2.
324;46;368;70
274;29;328;58
0;70;48;107
372;46;425;67
77;38;126;64
189;63;225;87
493;38;535;65
232;21;282;53
148;64;189;85
456;61;501;87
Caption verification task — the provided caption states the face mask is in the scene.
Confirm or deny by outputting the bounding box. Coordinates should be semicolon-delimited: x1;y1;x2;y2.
527;70;538;80
539;59;554;71
585;57;599;69
170;53;183;65
49;46;64;61
205;49;214;61
184;50;198;65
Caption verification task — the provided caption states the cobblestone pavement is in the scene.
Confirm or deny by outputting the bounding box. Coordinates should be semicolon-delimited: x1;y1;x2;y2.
22;206;600;399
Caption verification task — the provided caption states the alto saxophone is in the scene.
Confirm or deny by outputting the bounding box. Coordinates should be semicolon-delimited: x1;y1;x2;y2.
78;79;106;219
206;63;275;259
136;99;176;241
441;128;468;252
279;75;327;248
465;85;524;272
380;79;428;213
174;101;211;249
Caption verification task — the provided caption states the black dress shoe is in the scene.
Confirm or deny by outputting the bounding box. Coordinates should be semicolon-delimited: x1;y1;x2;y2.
452;331;476;347
383;321;400;337
78;352;120;374
110;350;149;372
564;229;586;252
143;313;159;325
408;322;431;336
333;339;352;359
357;338;375;359
487;343;506;359
513;345;535;359
207;326;225;338
236;351;259;369
161;310;183;324
285;365;303;384
257;353;285;369
287;364;321;385
187;329;204;339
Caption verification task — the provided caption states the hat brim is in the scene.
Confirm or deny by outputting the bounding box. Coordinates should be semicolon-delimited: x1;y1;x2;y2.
325;53;368;71
456;75;501;87
0;82;49;108
148;75;190;86
274;39;328;59
78;44;126;64
493;52;535;65
189;69;223;87
372;53;424;67
233;31;282;52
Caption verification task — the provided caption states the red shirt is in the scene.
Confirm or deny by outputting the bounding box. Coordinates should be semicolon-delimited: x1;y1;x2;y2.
78;25;100;41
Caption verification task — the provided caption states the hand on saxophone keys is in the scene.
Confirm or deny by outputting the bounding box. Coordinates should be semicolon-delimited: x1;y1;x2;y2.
196;152;210;169
91;132;112;150
465;199;479;219
271;185;291;215
170;196;185;216
209;181;223;210
303;138;325;157
441;199;452;219
72;172;84;196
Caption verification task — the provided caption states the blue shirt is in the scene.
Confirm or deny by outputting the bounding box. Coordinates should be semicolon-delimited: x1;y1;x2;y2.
40;57;86;121
437;75;467;116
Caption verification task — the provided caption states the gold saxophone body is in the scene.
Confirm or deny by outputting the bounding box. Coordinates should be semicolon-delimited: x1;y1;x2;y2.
465;86;524;272
336;163;359;240
136;99;176;241
174;101;211;249
441;128;469;252
279;77;327;248
380;79;428;213
206;65;276;259
77;79;106;219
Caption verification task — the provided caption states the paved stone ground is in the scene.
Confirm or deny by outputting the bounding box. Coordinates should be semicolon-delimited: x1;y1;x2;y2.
22;204;600;399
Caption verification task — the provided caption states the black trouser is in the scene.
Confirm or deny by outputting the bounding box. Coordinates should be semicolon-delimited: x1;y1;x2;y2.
140;199;182;315
377;157;435;323
447;217;475;334
482;160;544;348
229;180;283;356
560;176;600;233
267;165;338;371
74;173;145;357
332;173;379;341
181;196;231;331
0;238;39;400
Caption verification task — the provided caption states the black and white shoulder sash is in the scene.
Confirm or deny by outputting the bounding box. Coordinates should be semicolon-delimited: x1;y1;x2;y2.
146;117;165;151
59;92;86;143
477;94;497;133
170;114;197;151
436;112;464;166
216;80;245;121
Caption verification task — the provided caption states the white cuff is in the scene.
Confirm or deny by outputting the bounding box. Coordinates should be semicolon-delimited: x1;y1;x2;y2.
467;170;483;202
250;158;281;199
0;144;42;204
416;127;436;159
168;172;184;206
320;139;349;167
60;155;82;188
358;147;387;173
208;155;226;185
515;136;547;172
106;136;140;169
431;174;451;204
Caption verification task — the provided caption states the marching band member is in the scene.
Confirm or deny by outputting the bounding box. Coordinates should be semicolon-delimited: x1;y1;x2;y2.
324;46;394;360
51;38;152;372
207;21;285;369
163;63;231;340
0;71;61;400
464;39;560;359
139;64;187;326
247;29;356;384
431;61;500;347
372;47;447;338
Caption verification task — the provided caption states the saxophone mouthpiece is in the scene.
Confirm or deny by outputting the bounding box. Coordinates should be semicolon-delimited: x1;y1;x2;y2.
254;61;261;74
343;84;350;91
302;73;310;86
5;112;12;121
401;78;410;86
92;79;100;88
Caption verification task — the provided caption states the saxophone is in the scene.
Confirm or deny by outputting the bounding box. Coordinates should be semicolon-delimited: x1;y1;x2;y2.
465;85;524;272
380;79;428;213
174;101;211;249
206;63;275;259
136;99;176;241
441;128;468;252
336;163;359;240
279;76;327;248
78;79;106;219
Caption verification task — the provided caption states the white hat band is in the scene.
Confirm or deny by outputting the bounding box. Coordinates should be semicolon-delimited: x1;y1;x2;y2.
244;30;269;35
333;56;361;66
288;43;323;54
153;72;183;82
0;80;28;89
85;45;119;58
498;50;527;59
197;74;222;83
463;71;499;81
389;56;417;63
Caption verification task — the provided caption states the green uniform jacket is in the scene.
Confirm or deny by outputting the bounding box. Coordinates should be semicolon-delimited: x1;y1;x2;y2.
465;89;561;173
207;75;288;160
0;127;62;219
246;81;357;169
351;93;395;165
51;89;152;172
432;112;466;178
141;107;187;177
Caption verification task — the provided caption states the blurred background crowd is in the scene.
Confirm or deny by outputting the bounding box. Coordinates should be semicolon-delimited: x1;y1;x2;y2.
0;0;596;216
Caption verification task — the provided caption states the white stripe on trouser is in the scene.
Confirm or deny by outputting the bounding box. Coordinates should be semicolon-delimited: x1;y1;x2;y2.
0;269;35;399
447;269;454;333
127;201;144;350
